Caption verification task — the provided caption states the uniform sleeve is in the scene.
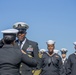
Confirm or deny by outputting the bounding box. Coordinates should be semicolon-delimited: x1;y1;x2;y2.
58;56;63;75
66;56;72;75
33;42;39;59
33;43;42;69
21;53;37;67
40;53;46;68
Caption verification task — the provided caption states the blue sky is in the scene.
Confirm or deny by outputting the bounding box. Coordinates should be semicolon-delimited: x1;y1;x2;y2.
0;0;76;57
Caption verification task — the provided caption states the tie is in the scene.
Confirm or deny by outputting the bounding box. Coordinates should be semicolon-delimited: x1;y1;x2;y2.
20;41;22;49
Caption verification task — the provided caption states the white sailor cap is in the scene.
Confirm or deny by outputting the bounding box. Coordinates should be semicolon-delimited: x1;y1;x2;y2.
46;40;55;45
39;49;46;52
54;49;59;54
73;42;76;45
60;48;68;54
13;22;29;30
1;29;18;34
1;29;18;40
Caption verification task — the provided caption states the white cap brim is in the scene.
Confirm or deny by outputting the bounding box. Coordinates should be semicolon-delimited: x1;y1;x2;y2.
1;29;18;34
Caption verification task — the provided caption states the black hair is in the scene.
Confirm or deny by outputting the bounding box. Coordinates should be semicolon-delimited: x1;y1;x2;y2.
18;29;26;34
3;34;16;44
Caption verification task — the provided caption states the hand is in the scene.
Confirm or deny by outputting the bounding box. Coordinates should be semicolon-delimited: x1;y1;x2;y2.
21;50;32;57
21;50;26;54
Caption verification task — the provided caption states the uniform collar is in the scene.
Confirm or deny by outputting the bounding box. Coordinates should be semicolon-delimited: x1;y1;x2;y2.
46;51;55;56
21;38;26;44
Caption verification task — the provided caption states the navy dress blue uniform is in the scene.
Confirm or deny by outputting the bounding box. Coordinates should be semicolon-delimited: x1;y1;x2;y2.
62;58;68;75
41;52;62;75
16;38;39;60
67;53;76;75
0;44;37;75
40;40;62;75
66;42;76;75
0;29;37;75
16;39;40;75
13;22;40;75
60;48;68;75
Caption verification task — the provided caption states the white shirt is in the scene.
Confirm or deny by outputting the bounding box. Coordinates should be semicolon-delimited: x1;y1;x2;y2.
62;58;66;64
19;38;26;50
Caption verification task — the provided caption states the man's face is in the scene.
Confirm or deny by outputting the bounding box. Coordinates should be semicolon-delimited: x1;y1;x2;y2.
62;54;66;58
17;32;26;41
47;44;55;52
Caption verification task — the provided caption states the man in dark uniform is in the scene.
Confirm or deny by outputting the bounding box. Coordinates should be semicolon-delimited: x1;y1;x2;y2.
0;29;37;75
67;42;76;75
40;40;62;75
13;22;41;75
60;48;68;75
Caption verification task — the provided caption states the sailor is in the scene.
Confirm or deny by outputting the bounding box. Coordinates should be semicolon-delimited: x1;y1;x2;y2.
0;29;37;75
13;22;40;75
67;42;76;75
60;48;68;75
40;40;62;75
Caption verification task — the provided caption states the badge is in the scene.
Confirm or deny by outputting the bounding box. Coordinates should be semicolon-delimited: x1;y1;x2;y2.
26;45;33;52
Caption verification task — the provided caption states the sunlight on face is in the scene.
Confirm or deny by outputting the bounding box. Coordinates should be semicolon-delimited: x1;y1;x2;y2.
17;33;26;41
47;44;55;52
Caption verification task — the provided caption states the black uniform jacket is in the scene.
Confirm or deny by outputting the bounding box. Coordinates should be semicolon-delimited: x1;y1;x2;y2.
16;38;40;75
67;53;76;75
41;52;62;75
0;44;37;75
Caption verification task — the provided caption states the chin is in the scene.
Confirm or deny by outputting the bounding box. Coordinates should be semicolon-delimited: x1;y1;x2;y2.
19;39;23;41
49;50;53;53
